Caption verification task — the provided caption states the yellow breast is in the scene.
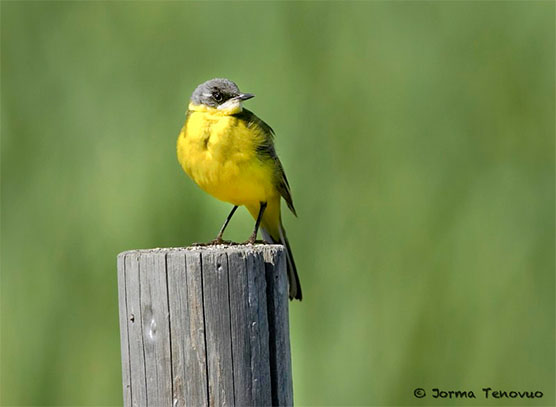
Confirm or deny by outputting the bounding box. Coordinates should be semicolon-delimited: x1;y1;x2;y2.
177;105;277;206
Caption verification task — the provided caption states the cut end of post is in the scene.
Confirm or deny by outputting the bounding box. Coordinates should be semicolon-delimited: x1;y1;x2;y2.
117;244;284;258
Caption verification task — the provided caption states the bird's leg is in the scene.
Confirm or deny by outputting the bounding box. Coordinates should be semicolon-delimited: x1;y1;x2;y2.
193;205;239;246
245;202;267;245
210;205;238;245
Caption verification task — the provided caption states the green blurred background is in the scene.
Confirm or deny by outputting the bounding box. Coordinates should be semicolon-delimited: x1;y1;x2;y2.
1;1;554;406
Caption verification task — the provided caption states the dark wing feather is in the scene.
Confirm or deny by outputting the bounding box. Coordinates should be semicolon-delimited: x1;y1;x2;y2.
235;108;297;216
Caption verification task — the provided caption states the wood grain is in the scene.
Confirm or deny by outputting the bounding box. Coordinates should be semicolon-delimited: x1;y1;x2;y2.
117;245;293;406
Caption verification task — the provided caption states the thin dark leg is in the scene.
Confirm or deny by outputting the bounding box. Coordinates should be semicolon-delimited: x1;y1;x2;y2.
193;205;239;246
212;205;238;244
246;202;267;244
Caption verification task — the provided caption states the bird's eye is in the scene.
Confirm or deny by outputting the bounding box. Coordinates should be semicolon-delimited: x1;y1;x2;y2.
212;91;223;102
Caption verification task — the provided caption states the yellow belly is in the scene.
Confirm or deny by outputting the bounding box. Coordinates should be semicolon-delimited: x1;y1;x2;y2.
177;110;277;206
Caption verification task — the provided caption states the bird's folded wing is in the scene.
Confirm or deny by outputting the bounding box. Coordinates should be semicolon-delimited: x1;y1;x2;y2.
237;108;297;216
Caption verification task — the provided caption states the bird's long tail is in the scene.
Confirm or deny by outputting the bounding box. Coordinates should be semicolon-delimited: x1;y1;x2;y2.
261;222;302;300
247;200;302;301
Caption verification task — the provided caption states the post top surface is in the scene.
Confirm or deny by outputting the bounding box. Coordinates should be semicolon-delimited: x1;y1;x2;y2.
118;244;284;258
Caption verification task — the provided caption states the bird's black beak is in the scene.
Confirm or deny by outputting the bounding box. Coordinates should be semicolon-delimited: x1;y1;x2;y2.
236;93;255;101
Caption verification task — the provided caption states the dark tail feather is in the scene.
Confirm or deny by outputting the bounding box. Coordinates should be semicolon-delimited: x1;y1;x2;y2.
261;224;302;301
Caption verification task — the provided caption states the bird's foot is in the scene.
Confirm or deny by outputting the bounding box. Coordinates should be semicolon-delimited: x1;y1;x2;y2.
211;238;233;245
240;234;262;245
192;237;233;246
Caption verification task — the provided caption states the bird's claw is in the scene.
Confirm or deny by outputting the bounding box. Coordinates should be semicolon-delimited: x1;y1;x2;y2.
192;238;233;247
240;235;267;245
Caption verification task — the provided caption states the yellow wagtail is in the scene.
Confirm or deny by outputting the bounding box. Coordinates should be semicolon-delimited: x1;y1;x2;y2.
177;78;302;300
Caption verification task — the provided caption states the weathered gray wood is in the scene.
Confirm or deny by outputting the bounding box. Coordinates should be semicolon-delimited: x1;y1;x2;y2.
116;254;131;407
227;250;252;405
264;247;294;406
167;250;208;407
228;249;272;406
138;252;173;406
202;250;235;406
165;251;188;407
123;252;147;407
117;245;293;407
246;251;272;405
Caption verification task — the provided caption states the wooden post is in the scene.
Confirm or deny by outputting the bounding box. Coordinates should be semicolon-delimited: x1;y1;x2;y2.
117;245;293;407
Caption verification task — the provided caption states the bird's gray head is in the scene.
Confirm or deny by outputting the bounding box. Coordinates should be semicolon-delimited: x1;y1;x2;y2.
190;78;254;110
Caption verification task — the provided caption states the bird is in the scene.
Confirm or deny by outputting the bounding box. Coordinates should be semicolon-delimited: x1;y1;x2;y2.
177;78;302;300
